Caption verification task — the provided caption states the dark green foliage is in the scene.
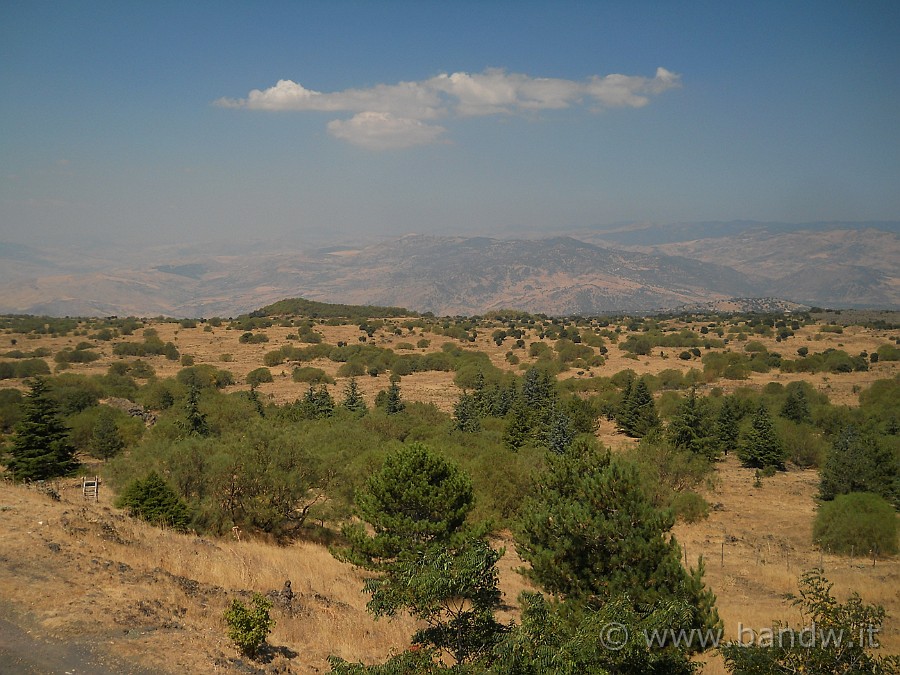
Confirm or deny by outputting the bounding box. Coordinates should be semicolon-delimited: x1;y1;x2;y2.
502;399;531;451
0;358;51;379
813;493;898;556
383;381;405;415
0;388;23;432
738;403;785;470
340;443;474;566
490;592;700;675
543;403;575;454
246;367;273;386
180;385;209;437
89;407;125;460
176;364;233;389
292;385;335;420
116;471;190;530
341;378;367;414
365;538;506;665
223;593;275;659
721;570;900;674
666;388;717;459
617;377;660;438
780;383;811;423
238;331;269;344
5;378;78;481
819;427;899;507
292;366;335;384
453;392;482;433
515;440;719;634
714;395;741;457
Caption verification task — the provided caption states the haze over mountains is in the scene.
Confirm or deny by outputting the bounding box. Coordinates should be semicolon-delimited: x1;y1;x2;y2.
0;222;897;317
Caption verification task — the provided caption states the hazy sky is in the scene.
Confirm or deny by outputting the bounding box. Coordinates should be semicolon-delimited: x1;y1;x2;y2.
2;1;899;248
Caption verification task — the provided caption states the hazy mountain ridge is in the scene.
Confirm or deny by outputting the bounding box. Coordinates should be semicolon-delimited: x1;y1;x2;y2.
0;222;896;316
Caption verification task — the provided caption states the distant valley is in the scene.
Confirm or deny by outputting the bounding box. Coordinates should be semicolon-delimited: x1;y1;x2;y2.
0;221;896;317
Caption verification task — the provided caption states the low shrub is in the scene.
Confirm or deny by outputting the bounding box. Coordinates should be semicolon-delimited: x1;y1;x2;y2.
813;492;898;556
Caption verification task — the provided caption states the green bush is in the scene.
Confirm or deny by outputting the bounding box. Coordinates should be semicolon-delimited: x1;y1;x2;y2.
292;366;334;384
246;367;274;386
671;491;710;523
813;492;898;555
223;593;275;658
116;471;190;530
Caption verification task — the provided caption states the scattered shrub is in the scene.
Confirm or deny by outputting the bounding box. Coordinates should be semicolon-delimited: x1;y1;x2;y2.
813;492;898;556
246;367;274;386
223;593;275;659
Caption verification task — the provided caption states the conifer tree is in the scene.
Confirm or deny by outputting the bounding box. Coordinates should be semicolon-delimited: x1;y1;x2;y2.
503;399;531;451
384;381;405;415
6;378;78;481
618;377;659;437
89;408;125;460
543;403;575;454
341;377;367;414
819;426;899;507
667;388;717;459
715;395;741;456
780;384;811;423
181;384;209;437
453;392;482;433
515;439;719;632
738;403;786;470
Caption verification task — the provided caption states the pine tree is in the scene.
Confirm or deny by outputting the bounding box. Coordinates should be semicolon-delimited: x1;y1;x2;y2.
543;403;575;454
515;439;719;632
618;377;659;437
89;408;125;460
116;471;190;530
453;392;482;433
667;388;717;459
181;384;209;437
780;384;811;423
503;399;531;451
247;386;265;417
715;395;741;456
738;403;786;470
6;378;78;481
341;377;367;414
384;381;405;415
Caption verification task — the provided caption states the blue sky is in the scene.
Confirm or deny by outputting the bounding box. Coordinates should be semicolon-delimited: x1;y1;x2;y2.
2;1;899;248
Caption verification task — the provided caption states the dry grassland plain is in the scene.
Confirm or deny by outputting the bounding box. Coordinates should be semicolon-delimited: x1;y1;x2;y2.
0;313;898;672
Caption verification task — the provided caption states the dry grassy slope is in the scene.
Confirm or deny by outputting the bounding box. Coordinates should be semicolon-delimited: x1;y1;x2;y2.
0;318;899;671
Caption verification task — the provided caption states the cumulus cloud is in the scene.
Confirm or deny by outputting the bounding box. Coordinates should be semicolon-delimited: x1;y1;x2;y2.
215;67;680;149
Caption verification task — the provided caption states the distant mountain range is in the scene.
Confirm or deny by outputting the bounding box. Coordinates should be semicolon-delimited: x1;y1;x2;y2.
0;221;896;316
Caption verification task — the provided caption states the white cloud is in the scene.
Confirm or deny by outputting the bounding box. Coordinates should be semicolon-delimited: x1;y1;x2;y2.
216;67;680;149
327;112;447;150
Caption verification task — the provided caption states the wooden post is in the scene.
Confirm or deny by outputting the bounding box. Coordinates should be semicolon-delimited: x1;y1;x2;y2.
721;541;725;568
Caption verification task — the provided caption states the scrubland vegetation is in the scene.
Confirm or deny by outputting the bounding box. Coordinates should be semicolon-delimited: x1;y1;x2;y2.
0;305;898;673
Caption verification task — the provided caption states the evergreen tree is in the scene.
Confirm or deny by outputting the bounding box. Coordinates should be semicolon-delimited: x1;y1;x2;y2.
515;439;719;633
116;471;190;530
340;442;475;567
521;367;554;412
247;386;265;417
384;381;405;415
89;408;125;460
181;384;209;437
738;403;786;470
6;378;78;481
715;395;741;456
341;377;367;414
503;399;532;451
780;384;811;423
453;392;482;433
618;377;659;437
543;403;575;454
667;388;717;459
